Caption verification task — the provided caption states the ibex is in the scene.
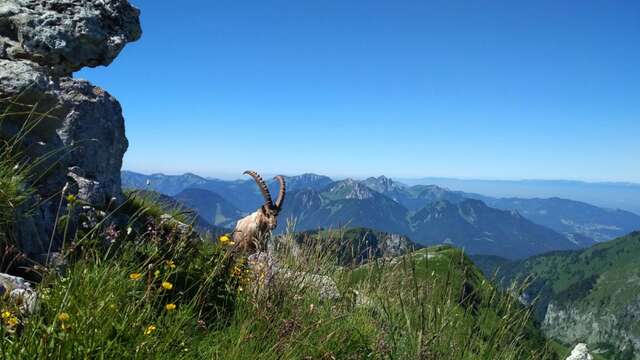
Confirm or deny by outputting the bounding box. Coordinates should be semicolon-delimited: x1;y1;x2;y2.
232;170;286;254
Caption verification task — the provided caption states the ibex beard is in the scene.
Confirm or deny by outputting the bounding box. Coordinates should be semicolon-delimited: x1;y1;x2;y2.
232;170;285;254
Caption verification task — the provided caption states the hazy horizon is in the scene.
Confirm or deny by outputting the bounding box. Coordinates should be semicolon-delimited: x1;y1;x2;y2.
122;168;640;185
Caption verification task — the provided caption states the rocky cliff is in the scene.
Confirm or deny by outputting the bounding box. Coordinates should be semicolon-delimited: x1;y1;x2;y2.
0;0;141;258
475;231;640;359
544;301;640;358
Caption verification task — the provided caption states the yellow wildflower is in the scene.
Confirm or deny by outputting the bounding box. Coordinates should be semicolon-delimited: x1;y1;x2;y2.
66;194;77;204
6;316;18;327
232;265;242;277
1;311;11;319
144;324;157;336
218;234;234;246
58;312;70;322
166;260;176;269
165;303;176;312
154;269;161;277
161;281;173;290
129;272;143;281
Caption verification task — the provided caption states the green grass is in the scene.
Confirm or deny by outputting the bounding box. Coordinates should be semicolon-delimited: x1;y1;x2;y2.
0;214;238;359
0;214;563;359
343;245;557;359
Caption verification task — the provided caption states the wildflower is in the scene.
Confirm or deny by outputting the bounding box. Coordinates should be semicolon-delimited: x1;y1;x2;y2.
161;281;173;290
104;224;120;243
66;194;77;204
58;312;70;322
154;269;161;277
144;324;157;336
218;234;234;246
165;303;176;312
1;311;11;319
232;265;242;277
126;227;133;235
166;260;176;269
6;316;18;327
129;272;143;281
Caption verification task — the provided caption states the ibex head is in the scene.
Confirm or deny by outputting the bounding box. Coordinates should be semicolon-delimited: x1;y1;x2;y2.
244;170;286;231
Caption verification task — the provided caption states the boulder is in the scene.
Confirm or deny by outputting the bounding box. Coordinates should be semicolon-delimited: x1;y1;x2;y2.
248;252;340;301
0;0;142;75
566;343;593;360
0;273;38;315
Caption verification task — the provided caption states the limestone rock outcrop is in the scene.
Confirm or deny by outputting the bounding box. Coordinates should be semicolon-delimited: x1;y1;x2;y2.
0;0;140;258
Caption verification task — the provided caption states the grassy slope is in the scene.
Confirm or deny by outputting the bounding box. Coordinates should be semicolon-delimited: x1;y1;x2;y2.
0;214;562;359
345;245;557;359
497;232;640;310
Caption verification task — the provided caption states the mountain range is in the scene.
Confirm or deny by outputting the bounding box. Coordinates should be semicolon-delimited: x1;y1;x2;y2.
464;195;640;242
400;177;640;215
121;171;640;259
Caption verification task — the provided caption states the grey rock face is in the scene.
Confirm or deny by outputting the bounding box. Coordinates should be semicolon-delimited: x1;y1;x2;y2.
0;59;51;96
0;0;142;75
57;78;128;205
0;0;139;258
543;302;640;359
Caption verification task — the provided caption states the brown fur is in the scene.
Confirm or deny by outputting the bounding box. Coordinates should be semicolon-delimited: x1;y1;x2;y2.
232;171;285;254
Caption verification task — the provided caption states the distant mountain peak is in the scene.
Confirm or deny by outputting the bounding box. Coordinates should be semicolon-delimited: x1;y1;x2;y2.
362;175;407;194
270;173;333;192
329;179;377;200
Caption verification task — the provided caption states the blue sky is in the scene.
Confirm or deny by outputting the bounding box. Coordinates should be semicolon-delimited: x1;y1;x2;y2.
78;0;640;181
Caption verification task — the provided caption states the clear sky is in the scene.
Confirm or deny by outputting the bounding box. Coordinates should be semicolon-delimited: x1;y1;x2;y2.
78;0;640;181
